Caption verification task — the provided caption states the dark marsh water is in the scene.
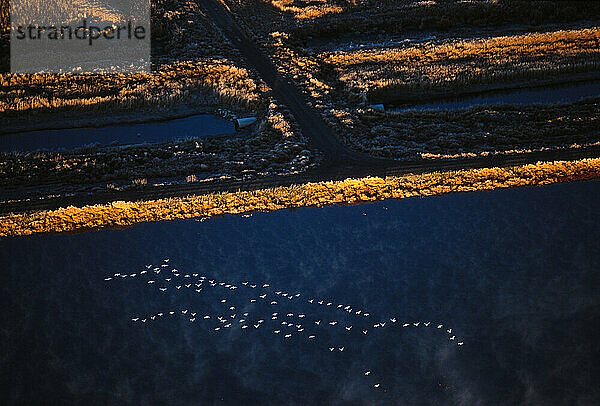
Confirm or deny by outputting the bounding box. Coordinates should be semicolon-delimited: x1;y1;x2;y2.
390;81;600;113
1;181;599;405
0;114;235;153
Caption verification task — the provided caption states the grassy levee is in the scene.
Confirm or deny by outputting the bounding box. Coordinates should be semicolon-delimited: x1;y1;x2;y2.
320;27;600;102
1;158;599;237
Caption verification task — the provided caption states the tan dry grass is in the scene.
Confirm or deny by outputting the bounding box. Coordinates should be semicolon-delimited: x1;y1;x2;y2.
1;158;599;237
319;27;600;96
0;60;265;114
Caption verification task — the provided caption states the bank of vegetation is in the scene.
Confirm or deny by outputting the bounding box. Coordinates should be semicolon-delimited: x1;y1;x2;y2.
320;27;600;103
2;158;599;237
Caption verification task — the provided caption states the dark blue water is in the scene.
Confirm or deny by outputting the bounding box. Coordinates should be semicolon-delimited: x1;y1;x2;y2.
390;81;600;112
2;181;599;405
0;114;235;153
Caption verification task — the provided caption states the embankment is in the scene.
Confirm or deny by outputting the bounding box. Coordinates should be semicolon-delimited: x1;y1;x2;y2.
1;158;598;237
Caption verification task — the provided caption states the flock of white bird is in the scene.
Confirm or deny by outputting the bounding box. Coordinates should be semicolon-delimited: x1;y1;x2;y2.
105;258;465;394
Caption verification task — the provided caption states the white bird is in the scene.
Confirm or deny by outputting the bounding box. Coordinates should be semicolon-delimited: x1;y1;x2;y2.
403;323;409;327
309;335;315;339
346;326;352;331
221;299;226;303
260;294;267;299
250;299;256;303
413;322;420;326
299;314;305;318
374;384;380;388
165;278;171;281
243;313;249;317
242;282;248;285
151;316;156;320
159;287;167;292
263;284;269;288
339;347;344;351
318;301;324;305
424;322;430;326
327;302;332;306
308;299;314;303
130;273;136;277
189;318;195;322
148;280;155;284
364;313;370;317
458;342;464;346
254;324;260;329
270;301;277;305
329;321;337;326
204;315;210;319
365;371;371;376
140;270;147;274
274;330;280;334
285;334;291;338
214;327;220;331
437;324;443;329
176;286;181;290
381;322;386;327
356;310;362;315
450;336;455;340
447;329;452;334
363;330;368;335
104;277;112;281
329;347;334;352
242;325;248;329
132;318;139;322
390;318;396;323
287;313;294;317
315;320;321;325
182;310;188;314
229;306;235;311
374;324;380;328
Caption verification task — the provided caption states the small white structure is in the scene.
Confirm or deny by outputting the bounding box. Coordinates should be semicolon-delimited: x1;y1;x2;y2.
235;117;257;130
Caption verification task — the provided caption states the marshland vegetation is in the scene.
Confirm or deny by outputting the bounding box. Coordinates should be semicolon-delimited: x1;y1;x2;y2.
2;158;598;237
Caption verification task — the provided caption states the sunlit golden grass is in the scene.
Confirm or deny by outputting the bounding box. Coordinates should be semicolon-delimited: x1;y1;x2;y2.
0;60;266;115
319;27;600;98
270;0;348;20
2;158;598;237
10;0;130;26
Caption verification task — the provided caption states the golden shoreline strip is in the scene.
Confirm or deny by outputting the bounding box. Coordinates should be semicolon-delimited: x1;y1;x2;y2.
1;158;599;237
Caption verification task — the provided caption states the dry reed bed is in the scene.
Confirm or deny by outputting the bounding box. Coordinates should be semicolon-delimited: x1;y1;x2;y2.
319;27;600;100
270;0;350;20
324;99;600;159
287;1;600;41
2;158;599;237
0;60;265;115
